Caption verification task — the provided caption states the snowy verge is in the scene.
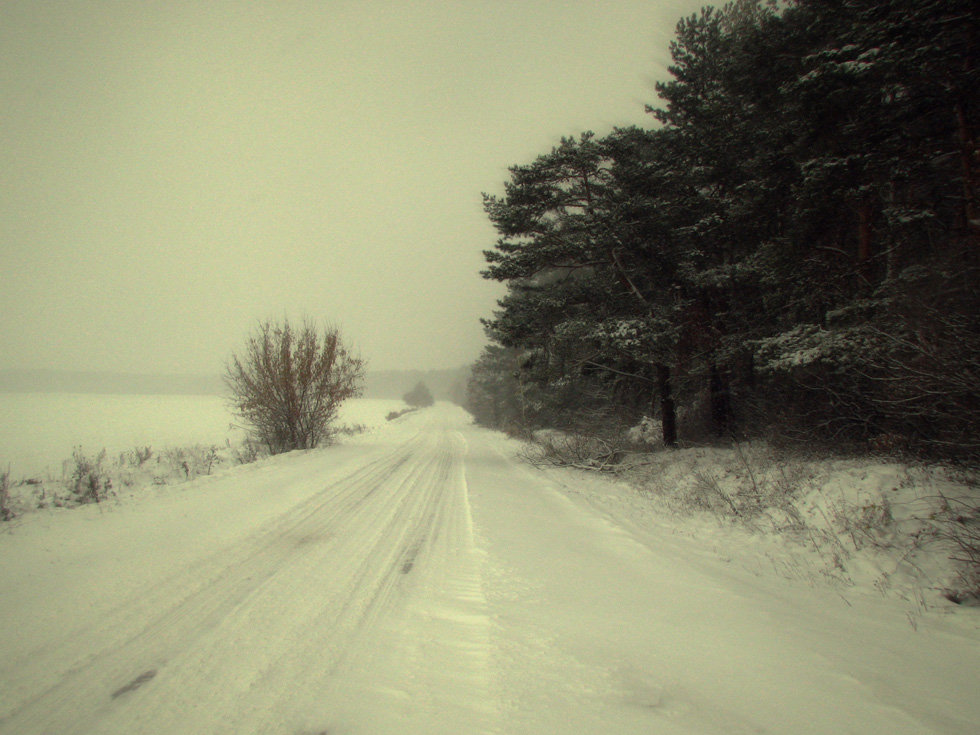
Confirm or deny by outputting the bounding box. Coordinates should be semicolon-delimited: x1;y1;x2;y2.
0;401;417;687
0;398;406;515
520;434;980;613
466;424;980;734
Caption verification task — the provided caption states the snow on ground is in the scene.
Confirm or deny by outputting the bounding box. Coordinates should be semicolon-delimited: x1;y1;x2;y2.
0;392;244;481
1;398;405;512
1;402;978;734
599;442;980;604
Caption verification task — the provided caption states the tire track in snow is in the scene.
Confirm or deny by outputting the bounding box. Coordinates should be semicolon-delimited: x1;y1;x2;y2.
0;418;490;735
1;441;410;731
321;426;498;735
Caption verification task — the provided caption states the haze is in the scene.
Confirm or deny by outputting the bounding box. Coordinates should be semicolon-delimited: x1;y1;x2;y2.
2;0;702;376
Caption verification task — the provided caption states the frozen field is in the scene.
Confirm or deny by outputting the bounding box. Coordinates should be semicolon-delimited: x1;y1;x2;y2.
0;393;401;479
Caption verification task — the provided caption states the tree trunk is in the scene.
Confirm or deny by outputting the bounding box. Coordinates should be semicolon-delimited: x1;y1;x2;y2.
708;361;733;437
955;92;980;266
657;363;677;447
857;199;874;286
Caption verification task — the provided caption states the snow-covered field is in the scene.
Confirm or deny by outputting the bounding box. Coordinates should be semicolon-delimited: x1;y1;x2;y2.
0;392;242;480
1;403;978;733
0;392;401;483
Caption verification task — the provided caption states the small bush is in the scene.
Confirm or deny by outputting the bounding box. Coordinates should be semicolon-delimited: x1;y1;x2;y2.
386;407;417;421
936;496;980;604
336;423;367;436
225;318;365;454
163;445;220;479
234;439;262;465
132;446;153;466
521;430;626;473
1;467;13;521
65;448;112;504
403;381;434;408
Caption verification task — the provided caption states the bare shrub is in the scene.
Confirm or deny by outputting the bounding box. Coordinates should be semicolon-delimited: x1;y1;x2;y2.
934;495;980;604
519;401;657;473
1;466;13;521
162;445;220;479
522;430;626;473
65;448;112;504
225;318;365;454
830;496;895;551
336;422;367;436
234;439;262;465
132;446;153;466
386;407;417;421
203;446;218;475
690;470;741;516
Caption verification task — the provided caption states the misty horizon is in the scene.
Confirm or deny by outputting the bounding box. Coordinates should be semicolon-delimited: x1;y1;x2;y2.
0;365;471;400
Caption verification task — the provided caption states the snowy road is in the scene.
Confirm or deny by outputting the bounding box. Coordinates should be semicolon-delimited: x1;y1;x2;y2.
1;404;978;734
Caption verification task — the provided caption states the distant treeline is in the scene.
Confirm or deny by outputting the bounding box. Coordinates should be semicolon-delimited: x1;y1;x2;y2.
363;368;470;403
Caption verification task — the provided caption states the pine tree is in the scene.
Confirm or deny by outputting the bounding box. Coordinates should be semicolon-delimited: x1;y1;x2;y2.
482;132;682;444
474;0;980;458
403;381;434;408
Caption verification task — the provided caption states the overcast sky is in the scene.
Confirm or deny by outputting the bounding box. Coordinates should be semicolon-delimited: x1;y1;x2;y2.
2;0;703;375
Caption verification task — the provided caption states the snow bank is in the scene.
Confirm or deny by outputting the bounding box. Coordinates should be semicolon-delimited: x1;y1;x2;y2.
546;440;980;609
